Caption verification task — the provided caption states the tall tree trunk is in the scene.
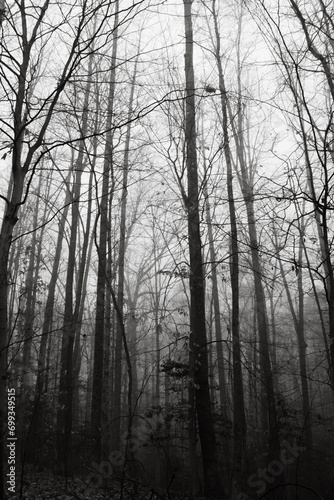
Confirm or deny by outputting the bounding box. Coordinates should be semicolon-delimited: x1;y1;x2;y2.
0;0;104;490
57;48;94;473
7;218;24;338
30;170;72;468
210;0;246;490
111;48;136;453
21;182;41;391
0;22;31;491
72;170;95;432
183;1;225;496
92;1;119;459
0;7;48;484
237;150;280;465
0;175;25;500
18;171;44;465
229;48;280;468
204;187;229;413
126;295;139;414
56;162;84;475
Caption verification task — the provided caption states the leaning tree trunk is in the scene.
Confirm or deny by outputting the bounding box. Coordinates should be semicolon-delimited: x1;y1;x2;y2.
228;20;280;466
183;1;225;497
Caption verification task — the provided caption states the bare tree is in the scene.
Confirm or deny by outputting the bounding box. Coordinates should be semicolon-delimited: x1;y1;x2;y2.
274;221;313;451
0;1;115;494
254;0;334;391
57;47;96;475
91;1;119;460
182;1;225;496
206;1;247;491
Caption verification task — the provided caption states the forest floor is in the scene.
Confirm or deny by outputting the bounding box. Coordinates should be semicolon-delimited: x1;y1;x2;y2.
5;465;195;500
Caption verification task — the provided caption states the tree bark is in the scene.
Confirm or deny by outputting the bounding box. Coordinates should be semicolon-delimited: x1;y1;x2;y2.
111;47;136;454
204;187;229;413
183;1;225;496
31;170;72;469
92;0;119;459
57;45;95;472
210;0;246;490
17;172;43;465
227;40;280;466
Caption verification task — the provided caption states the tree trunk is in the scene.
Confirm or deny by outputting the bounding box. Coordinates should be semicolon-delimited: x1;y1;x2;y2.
296;108;334;390
204;187;229;413
72;169;95;433
91;1;119;460
210;0;246;491
56;163;84;474
18;172;44;465
57;44;95;472
273;9;334;387
29;170;72;469
302;237;332;378
21;184;41;392
111;45;136;454
183;1;225;496
275;228;312;450
229;60;280;469
0;0;101;488
0;177;25;500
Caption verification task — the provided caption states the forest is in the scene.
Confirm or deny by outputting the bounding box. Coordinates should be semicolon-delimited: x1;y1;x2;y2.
0;0;333;499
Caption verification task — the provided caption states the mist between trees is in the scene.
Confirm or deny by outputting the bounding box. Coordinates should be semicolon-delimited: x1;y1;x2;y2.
0;0;333;499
